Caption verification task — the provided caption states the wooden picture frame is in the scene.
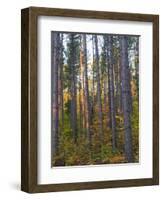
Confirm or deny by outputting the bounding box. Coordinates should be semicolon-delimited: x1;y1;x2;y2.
21;7;159;193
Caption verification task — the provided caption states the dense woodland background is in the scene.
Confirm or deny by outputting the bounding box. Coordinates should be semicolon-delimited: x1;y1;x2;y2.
51;32;139;166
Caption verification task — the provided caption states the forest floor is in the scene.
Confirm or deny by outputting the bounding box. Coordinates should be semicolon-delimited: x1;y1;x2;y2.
52;99;139;167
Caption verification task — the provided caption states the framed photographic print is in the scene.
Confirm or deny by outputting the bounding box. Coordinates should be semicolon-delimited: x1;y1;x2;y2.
21;7;159;193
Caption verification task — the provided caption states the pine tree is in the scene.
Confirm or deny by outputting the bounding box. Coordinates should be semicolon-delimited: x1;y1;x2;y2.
94;35;103;143
51;32;60;159
120;35;133;162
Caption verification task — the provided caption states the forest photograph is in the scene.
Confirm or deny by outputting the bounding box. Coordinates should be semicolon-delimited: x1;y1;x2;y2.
51;31;139;167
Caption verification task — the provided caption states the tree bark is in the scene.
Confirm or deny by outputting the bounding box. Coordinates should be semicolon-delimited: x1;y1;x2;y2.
135;37;139;102
83;34;91;147
94;35;103;143
51;32;60;159
69;34;78;143
91;36;95;119
58;34;64;130
120;35;133;162
106;35;117;151
78;76;83;135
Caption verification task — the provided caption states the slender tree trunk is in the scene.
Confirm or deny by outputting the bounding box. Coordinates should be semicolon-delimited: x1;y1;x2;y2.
104;36;112;129
91;36;95;119
114;57;120;114
94;35;103;143
51;32;60;160
69;34;78;143
116;37;123;114
83;34;91;147
126;37;133;114
58;34;64;130
118;57;123;113
106;35;117;151
120;36;133;162
80;50;86;135
61;34;64;127
103;78;107;110
135;37;139;101
79;46;83;135
79;78;83;135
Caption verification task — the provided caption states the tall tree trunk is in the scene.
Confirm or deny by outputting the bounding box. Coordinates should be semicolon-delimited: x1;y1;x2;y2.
80;50;86;135
83;34;91;147
94;35;103;143
103;78;107;110
120;36;133;162
104;36;112;129
105;35;117;151
91;36;95;119
126;37;133;114
118;57;123;113
79;44;83;135
78;77;83;135
69;34;78;143
135;37;139;102
114;55;120;114
58;34;64;130
51;32;60;160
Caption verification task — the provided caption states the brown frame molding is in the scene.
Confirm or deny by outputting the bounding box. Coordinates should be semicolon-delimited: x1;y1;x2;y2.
21;7;159;193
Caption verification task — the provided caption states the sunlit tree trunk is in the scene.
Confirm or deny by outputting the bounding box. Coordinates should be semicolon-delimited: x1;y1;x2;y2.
94;35;103;143
106;35;117;151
